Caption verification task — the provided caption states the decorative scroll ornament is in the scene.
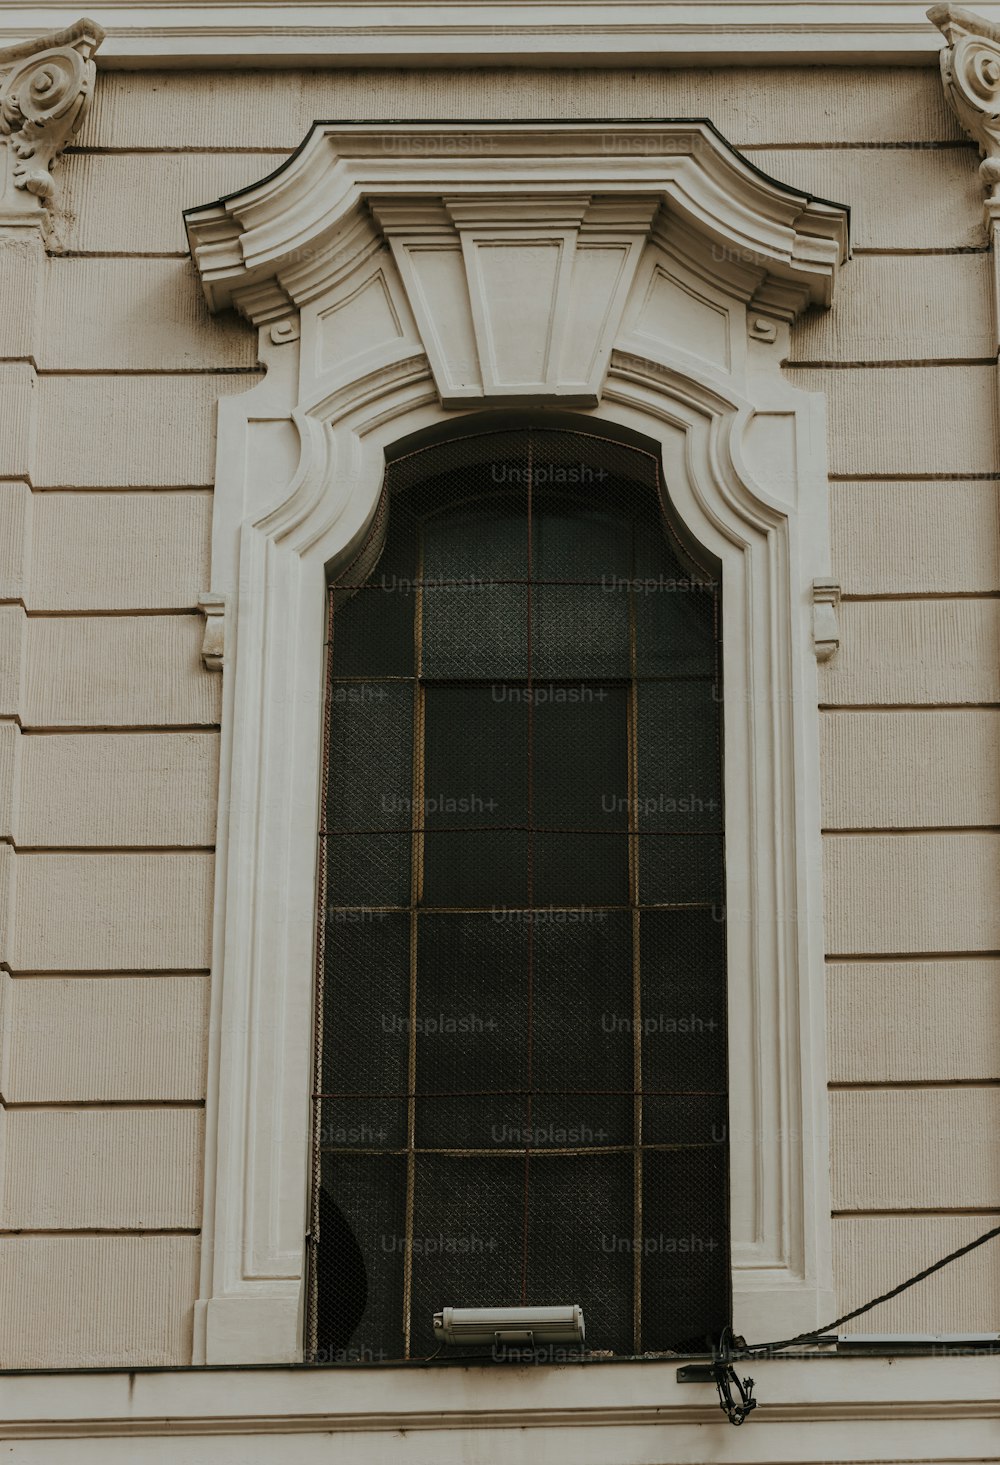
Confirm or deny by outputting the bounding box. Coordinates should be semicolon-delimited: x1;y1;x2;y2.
929;5;1000;212
0;18;103;207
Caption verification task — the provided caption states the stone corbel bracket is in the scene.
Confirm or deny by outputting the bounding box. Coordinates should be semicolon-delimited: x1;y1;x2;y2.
929;5;1000;217
812;578;842;661
0;17;103;219
199;592;226;671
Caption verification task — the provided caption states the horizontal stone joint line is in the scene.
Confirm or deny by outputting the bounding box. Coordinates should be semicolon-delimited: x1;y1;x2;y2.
832;1207;1000;1217
827;1078;1000;1089
852;246;992;255
0;1099;205;1110
18;725;222;736
0;1227;201;1237
786;358;998;369
822;825;1000;835
23;609;207;619
836;592;1000;602
819;703;1000;712
826;949;1000;961
63;146;293;156
47;252;191;260
5;968;212;978
27;489;215;501
33;369;263;379
828;472;1000;481
10;846;217;855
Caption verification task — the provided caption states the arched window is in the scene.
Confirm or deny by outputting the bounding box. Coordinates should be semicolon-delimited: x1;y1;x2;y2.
310;423;729;1362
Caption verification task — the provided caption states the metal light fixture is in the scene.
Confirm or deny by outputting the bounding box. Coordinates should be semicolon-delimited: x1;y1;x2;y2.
433;1305;586;1346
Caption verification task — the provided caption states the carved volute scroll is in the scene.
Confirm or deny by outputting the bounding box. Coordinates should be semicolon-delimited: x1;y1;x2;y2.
0;17;103;220
929;5;1000;214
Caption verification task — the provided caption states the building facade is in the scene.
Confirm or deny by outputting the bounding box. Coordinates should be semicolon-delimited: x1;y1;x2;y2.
0;2;998;1457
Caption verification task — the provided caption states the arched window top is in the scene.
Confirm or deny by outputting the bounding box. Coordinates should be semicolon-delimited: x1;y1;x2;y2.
331;423;719;678
312;424;729;1363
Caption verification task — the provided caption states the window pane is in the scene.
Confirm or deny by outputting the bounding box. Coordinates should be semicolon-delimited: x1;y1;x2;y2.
422;686;527;829
422;687;528;905
325;682;413;832
326;832;411;907
640;1146;729;1353
635;681;723;833
421;501;528;679
415;914;528;1149
321;911;410;1151
526;1152;634;1356
423;502;526;580
532;504;632;582
638;834;724;907
532;585;629;680
422;585;528;680
316;1153;408;1362
533;833;629;906
639;909;728;1098
634;576;718;679
532;686;627;830
530;913;633;1147
331;585;415;678
408;1155;527;1358
641;1093;728;1147
331;531;417;678
421;831;529;908
319;1096;405;1152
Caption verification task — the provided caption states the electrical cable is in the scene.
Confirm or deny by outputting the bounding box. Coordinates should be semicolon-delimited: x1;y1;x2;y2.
741;1220;1000;1356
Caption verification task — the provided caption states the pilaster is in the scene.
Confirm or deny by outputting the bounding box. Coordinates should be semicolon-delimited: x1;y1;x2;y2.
0;19;102;1008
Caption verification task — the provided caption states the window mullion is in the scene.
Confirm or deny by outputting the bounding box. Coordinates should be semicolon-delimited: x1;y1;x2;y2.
628;514;643;1355
402;525;426;1359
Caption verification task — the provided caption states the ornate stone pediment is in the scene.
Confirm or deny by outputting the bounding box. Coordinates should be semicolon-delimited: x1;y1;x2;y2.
186;121;848;408
0;17;102;224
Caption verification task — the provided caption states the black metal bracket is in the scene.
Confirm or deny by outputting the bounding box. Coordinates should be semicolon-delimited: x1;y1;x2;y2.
675;1363;716;1383
674;1329;757;1426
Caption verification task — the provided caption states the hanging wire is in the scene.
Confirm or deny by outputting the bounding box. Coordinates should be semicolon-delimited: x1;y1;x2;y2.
703;1224;1000;1428
741;1220;1000;1357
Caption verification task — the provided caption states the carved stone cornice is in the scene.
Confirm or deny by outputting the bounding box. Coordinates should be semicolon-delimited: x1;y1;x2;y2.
0;16;103;222
0;4;986;69
929;5;1000;214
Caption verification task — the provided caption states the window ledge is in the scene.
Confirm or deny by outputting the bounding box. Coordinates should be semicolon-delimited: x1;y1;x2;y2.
2;1356;999;1456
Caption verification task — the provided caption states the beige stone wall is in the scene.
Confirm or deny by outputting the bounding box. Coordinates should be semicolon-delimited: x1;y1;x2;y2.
793;99;1000;1325
0;61;995;1365
0;72;251;1361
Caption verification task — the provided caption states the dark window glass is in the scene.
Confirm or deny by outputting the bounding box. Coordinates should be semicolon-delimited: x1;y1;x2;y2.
312;426;729;1363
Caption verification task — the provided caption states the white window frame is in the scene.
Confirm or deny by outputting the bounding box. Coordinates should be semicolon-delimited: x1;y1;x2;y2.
185;120;847;1365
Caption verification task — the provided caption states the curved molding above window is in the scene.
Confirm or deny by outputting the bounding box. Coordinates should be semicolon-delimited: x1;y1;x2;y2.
187;120;846;408
186;120;848;1367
